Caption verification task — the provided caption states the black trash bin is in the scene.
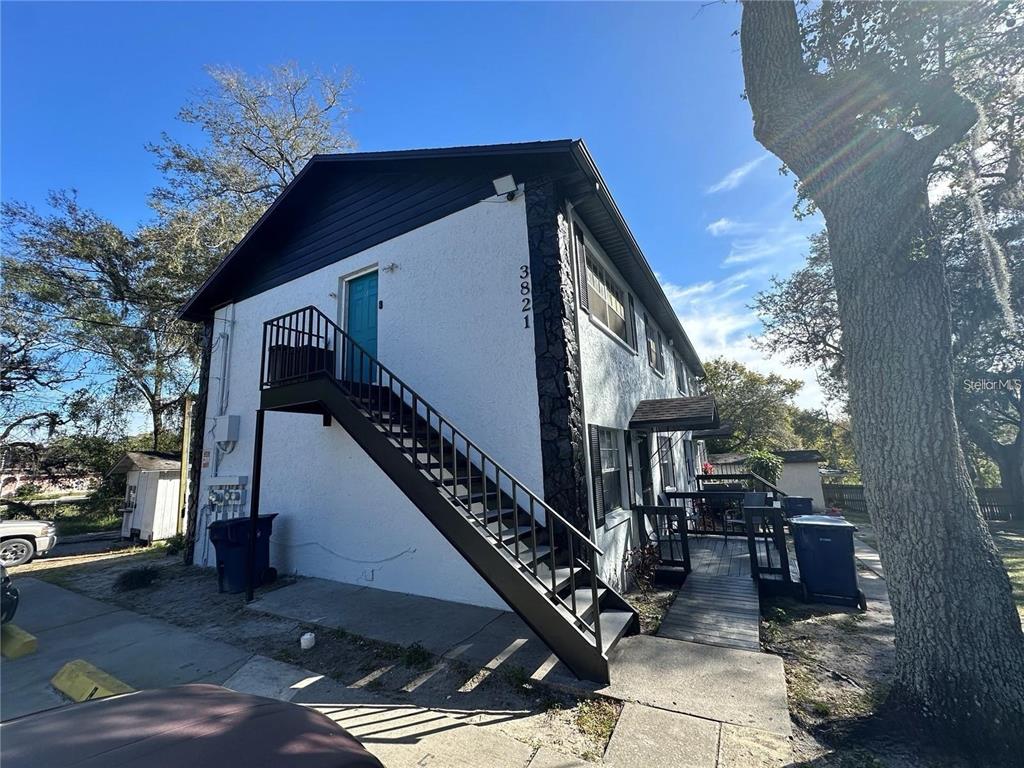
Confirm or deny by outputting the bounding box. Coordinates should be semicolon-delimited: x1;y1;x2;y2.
789;515;867;610
781;496;813;517
208;514;278;594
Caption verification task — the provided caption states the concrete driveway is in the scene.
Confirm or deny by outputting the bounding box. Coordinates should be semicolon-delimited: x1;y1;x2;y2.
1;577;251;720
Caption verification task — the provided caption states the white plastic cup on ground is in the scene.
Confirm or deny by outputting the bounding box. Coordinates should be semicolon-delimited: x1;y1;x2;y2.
300;632;315;651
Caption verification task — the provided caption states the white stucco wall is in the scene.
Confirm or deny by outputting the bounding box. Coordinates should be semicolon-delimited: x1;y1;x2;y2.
778;463;827;511
194;192;543;611
571;212;699;589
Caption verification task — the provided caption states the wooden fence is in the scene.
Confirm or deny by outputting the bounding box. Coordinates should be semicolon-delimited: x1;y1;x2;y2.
823;484;1018;521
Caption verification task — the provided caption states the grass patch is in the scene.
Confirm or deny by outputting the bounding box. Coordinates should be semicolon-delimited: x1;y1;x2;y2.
400;642;434;670
113;565;161;591
1;495;122;537
990;519;1024;621
502;664;532;689
164;533;186;556
574;698;619;743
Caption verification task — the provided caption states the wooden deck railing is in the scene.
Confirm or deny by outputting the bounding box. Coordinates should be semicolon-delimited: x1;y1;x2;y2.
696;473;788;500
635;505;691;573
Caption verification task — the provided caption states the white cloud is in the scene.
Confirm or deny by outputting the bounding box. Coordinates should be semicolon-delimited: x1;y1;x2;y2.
659;271;826;410
723;230;809;266
706;155;768;194
706;217;748;236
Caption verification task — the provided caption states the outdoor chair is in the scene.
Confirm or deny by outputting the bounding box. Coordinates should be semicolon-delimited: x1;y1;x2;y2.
743;492;768;508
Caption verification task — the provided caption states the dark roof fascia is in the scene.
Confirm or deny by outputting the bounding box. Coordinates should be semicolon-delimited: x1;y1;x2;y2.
178;138;709;381
177;157;323;322
774;449;825;464
177;140;579;322
566;141;705;378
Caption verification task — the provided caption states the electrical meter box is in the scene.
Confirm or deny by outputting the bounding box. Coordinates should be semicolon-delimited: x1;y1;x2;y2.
214;415;240;446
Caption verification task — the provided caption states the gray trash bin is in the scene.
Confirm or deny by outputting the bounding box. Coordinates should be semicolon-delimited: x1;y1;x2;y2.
790;515;866;610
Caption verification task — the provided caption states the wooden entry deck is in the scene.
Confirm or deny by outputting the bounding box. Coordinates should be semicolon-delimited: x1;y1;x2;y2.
656;537;763;652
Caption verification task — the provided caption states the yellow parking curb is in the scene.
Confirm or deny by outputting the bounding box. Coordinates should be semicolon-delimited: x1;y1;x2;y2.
51;659;134;702
1;623;38;659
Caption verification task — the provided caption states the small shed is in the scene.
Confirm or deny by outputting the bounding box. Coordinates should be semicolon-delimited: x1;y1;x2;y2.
709;449;827;511
109;451;182;542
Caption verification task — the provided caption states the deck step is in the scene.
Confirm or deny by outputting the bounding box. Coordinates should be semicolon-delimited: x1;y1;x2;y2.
598;610;635;654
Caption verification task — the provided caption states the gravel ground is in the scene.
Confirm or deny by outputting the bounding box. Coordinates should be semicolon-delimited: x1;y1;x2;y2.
17;545;620;762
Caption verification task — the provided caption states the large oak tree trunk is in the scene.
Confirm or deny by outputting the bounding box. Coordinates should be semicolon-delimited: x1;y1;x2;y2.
740;1;1024;753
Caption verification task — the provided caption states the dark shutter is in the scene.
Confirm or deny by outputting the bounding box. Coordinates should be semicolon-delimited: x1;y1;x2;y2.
623;430;635;506
589;425;605;528
627;294;638;352
575;230;589;312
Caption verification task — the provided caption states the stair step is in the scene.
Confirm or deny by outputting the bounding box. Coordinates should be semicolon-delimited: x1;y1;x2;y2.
563;587;607;620
529;563;574;593
484;522;531;544
517;544;553;565
598;610;635;654
465;499;511;517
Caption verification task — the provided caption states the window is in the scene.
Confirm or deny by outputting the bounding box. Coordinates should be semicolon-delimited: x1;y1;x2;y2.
675;356;688;394
683;440;695;486
585;252;629;344
657;436;676;490
645;315;665;374
599;428;623;519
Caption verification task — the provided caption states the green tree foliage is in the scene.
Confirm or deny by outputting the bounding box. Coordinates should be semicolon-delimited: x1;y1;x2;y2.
2;193;199;450
1;63;356;450
701;357;802;453
789;406;860;482
754;204;1022;494
744;449;784;485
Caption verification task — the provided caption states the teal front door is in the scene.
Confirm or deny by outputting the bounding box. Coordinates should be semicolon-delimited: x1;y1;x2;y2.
345;271;378;384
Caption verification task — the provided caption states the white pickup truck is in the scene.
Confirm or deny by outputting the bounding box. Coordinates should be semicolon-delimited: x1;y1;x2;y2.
0;519;58;566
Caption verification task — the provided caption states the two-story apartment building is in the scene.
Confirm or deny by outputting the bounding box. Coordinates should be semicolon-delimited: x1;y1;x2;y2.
180;140;719;682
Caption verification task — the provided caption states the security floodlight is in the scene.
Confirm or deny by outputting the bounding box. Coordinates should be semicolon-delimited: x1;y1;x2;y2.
492;175;517;198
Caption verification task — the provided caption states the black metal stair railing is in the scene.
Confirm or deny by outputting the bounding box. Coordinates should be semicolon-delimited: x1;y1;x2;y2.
259;305;607;651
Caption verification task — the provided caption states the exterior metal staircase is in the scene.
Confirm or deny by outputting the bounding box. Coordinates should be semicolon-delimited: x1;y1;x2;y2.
256;306;638;683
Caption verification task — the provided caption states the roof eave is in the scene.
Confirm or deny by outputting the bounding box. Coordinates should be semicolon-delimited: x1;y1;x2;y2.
567;141;705;377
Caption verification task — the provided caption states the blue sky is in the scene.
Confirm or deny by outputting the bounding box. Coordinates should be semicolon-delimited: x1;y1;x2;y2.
2;1;823;407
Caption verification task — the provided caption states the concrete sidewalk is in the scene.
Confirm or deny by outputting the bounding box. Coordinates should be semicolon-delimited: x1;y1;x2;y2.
1;578;252;720
3;576;792;766
225;652;790;768
249;577;793;765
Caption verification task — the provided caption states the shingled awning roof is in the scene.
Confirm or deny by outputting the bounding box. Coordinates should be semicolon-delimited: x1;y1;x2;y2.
691;423;734;439
628;395;720;432
108;451;181;475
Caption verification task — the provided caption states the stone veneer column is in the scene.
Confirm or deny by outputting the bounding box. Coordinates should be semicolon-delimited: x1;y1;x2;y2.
525;179;589;532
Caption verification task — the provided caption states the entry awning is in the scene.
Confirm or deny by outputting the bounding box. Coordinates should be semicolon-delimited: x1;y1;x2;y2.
628;395;720;432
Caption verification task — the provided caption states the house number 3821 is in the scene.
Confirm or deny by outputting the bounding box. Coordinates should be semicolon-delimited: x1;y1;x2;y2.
520;265;532;329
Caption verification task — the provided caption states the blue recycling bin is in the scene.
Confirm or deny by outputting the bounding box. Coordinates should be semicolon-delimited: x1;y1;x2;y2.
789;515;866;610
208;514;278;594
